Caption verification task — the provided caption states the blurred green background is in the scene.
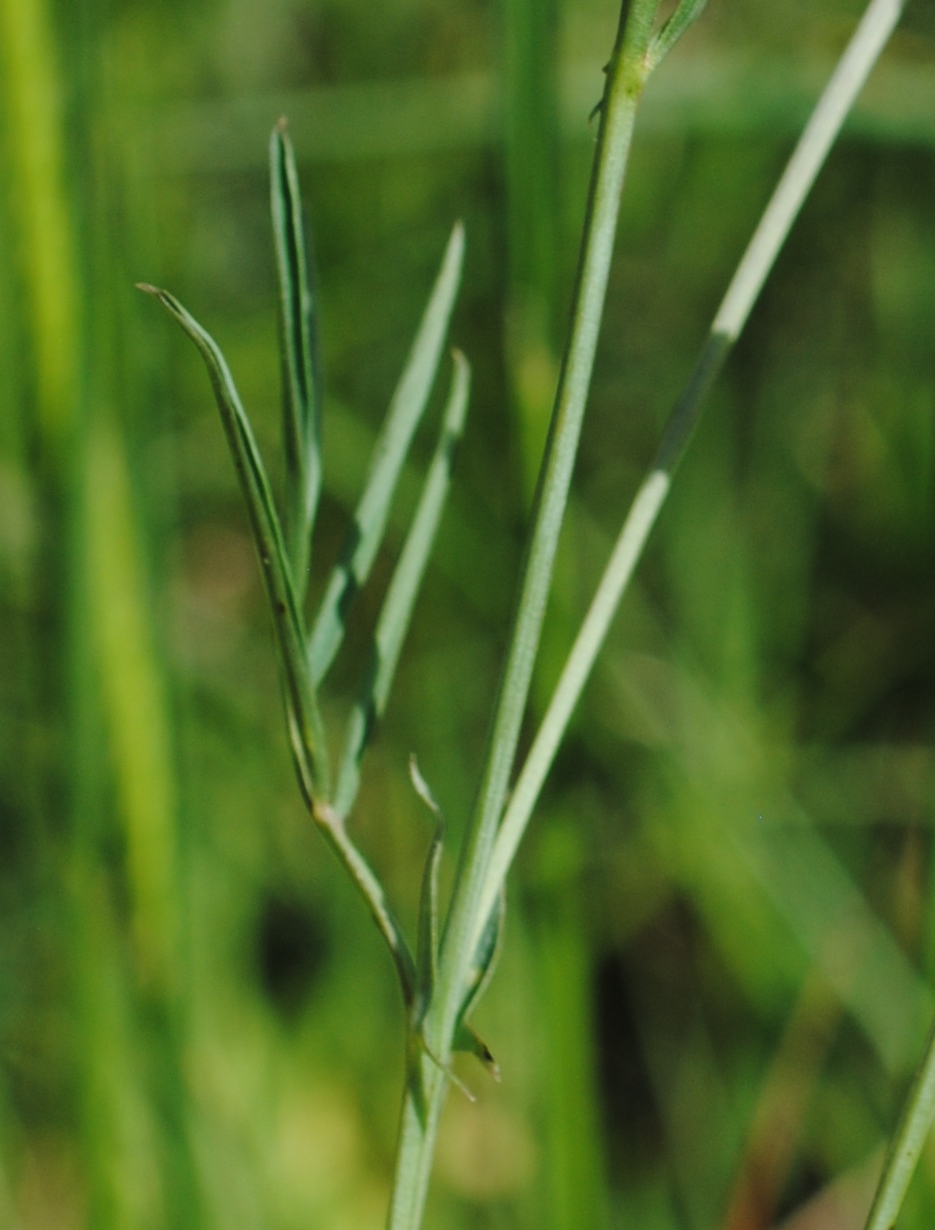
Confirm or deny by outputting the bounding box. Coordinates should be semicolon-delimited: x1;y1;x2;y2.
2;0;935;1227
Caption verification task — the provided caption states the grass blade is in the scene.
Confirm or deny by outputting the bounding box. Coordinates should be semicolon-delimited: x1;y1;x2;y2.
270;117;322;591
332;351;470;820
137;284;330;804
307;221;465;687
431;0;659;1069
410;757;445;1009
863;1022;935;1230
472;0;907;944
387;9;668;1217
645;0;709;75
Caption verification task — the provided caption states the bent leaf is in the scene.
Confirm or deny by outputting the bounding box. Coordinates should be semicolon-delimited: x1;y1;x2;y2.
137;284;330;803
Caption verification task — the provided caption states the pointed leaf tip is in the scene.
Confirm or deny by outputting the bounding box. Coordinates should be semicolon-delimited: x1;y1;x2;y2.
451;219;465;260
410;755;442;817
451;1016;500;1083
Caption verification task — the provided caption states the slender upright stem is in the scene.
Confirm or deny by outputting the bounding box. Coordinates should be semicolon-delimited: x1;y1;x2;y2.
385;1055;448;1230
385;4;676;1226
863;1019;935;1230
436;0;653;1043
468;0;906;955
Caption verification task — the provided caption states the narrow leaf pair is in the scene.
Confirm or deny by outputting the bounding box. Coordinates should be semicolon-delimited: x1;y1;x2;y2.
140;119;470;1012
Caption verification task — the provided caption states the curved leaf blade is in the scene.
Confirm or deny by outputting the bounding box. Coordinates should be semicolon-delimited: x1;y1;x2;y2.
138;283;330;803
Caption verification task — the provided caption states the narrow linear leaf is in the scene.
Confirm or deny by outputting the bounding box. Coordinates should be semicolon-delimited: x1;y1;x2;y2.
409;756;445;1011
473;469;670;949
431;0;656;1070
864;1019;935;1230
459;886;504;1026
453;888;504;1081
407;758;492;1098
307;221;465;687
386;6;678;1216
332;351;470;819
137;284;330;802
645;0;709;75
270;118;322;590
471;0;906;949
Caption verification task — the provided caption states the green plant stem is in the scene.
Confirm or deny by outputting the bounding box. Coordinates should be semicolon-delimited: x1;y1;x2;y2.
385;4;692;1227
864;1020;935;1230
470;0;906;955
311;799;418;1005
437;0;652;1028
386;1054;448;1230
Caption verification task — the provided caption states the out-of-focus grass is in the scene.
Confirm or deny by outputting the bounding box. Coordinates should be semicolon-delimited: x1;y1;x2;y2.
1;1;935;1227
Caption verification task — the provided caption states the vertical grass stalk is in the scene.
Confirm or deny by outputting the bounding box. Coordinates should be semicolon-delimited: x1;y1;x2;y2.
387;4;709;1227
0;0;80;450
863;1020;935;1230
471;0;908;958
